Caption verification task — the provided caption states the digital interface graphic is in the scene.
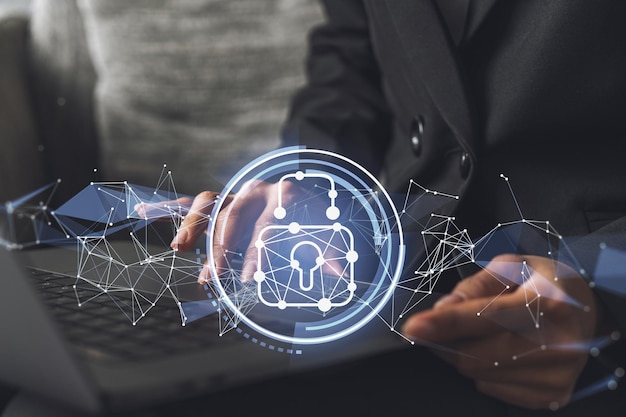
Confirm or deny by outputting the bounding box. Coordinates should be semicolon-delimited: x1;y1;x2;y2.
1;147;624;403
206;147;405;345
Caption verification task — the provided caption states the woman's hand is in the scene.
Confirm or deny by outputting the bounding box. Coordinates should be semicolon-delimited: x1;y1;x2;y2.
402;254;598;410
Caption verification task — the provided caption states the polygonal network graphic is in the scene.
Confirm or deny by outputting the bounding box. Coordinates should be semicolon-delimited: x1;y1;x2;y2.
0;180;65;249
49;167;209;326
1;149;624;402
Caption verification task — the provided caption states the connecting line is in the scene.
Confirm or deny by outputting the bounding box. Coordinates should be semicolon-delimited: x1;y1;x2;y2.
500;173;524;220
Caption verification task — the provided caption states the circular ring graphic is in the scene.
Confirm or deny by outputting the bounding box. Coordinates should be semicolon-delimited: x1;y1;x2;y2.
208;147;404;345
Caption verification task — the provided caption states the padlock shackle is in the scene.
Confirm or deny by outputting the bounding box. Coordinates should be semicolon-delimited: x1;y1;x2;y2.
274;171;340;220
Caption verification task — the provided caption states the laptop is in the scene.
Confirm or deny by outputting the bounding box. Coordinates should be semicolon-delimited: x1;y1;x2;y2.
0;241;413;416
0;161;447;415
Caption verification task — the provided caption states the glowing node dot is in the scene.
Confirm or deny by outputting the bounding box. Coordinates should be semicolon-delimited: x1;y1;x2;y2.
316;256;325;267
328;189;338;199
326;206;340;220
615;368;625;377
541;345;547;351
274;207;286;219
512;356;517;361
583;305;591;312
346;250;359;263
254;271;265;282
611;331;621;341
347;282;357;292
290;260;300;269
608;380;618;390
288;222;300;234
332;222;342;231
295;171;305;181
590;347;600;357
494;362;499;367
255;240;264;248
476;312;481;316
318;298;331;312
277;300;287;310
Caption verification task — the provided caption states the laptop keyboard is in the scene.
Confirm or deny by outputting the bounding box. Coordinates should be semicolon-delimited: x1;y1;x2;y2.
28;268;243;363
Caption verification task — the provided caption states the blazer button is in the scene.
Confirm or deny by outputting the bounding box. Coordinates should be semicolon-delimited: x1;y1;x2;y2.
459;152;471;179
410;115;424;157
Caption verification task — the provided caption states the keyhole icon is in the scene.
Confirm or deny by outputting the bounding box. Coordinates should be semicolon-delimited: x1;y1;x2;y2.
290;241;325;291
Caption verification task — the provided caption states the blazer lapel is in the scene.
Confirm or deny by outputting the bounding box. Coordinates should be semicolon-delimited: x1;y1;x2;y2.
464;0;498;41
380;0;476;152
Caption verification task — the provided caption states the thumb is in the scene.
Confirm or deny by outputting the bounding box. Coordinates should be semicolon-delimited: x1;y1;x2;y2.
434;254;523;309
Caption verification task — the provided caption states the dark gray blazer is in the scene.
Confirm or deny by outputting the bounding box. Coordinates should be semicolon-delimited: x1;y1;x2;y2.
282;0;626;371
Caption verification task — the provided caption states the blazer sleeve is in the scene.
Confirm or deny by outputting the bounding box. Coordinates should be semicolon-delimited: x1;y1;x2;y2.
280;0;392;176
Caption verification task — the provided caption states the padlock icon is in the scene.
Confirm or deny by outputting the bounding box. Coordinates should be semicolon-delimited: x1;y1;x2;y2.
253;171;358;313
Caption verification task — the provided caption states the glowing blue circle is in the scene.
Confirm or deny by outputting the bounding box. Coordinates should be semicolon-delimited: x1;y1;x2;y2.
207;147;404;345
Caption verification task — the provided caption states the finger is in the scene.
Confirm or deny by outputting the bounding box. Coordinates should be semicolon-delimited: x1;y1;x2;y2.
134;197;193;221
466;355;585;389
433;332;586;382
172;191;221;252
402;291;531;343
212;182;266;278
241;206;279;282
197;259;210;284
435;254;524;309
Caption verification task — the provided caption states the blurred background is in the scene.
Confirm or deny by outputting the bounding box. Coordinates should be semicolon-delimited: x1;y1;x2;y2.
0;0;29;14
0;0;324;203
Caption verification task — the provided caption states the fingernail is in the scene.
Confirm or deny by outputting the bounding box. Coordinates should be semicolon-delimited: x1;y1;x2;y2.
401;318;434;341
134;203;146;218
171;229;189;250
240;260;257;283
198;263;210;283
433;293;465;309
